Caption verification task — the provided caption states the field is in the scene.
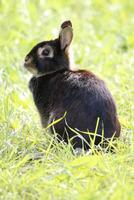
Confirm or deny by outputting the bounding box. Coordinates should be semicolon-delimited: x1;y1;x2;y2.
0;0;134;199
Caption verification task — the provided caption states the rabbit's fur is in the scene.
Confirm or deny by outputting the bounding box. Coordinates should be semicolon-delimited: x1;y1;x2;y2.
24;21;121;149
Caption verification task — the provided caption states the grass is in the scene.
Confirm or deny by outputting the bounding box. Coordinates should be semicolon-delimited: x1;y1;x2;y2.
0;0;134;199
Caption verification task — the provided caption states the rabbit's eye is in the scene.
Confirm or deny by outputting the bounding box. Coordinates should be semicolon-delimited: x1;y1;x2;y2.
42;48;50;56
38;45;54;58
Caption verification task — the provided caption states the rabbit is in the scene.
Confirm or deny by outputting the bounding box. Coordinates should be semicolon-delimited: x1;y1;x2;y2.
24;20;121;150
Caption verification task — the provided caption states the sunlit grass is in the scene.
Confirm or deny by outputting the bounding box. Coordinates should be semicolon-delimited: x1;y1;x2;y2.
0;0;134;199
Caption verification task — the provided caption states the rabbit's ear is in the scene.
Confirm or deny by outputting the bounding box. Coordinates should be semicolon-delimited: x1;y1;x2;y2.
59;21;73;50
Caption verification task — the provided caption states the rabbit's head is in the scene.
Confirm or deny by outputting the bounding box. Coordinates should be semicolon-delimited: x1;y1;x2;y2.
24;21;73;76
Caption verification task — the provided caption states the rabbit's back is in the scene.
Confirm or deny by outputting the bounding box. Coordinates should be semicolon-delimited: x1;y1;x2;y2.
29;69;120;148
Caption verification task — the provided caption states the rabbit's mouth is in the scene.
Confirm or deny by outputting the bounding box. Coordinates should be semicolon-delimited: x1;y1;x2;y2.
24;55;33;67
24;56;38;75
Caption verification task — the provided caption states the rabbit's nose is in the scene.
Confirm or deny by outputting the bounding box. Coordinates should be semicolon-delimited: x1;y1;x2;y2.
25;56;29;62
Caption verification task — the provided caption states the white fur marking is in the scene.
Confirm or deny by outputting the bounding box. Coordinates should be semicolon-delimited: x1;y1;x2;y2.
37;45;54;58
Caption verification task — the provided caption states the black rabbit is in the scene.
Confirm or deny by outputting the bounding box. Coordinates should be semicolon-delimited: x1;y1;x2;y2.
24;21;121;149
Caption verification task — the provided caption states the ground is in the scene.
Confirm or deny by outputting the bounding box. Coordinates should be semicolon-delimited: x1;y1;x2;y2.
0;0;134;199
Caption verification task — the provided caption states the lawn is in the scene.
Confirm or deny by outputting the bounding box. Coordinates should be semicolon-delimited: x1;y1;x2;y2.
0;0;134;199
